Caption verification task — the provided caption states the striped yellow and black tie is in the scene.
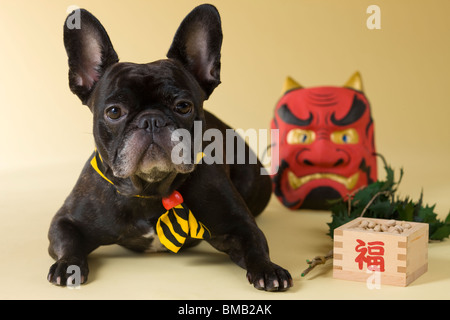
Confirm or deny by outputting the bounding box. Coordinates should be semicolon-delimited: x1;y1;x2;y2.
156;202;211;253
90;149;210;252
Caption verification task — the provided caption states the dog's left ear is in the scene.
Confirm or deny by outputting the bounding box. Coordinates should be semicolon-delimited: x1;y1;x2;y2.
167;4;223;99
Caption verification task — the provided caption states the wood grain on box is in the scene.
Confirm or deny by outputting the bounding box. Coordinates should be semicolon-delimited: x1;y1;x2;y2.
333;217;428;286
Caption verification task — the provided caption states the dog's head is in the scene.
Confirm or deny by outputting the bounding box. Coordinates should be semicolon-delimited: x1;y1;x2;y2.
63;5;222;196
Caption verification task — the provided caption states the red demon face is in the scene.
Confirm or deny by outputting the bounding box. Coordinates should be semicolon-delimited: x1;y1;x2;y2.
271;73;377;210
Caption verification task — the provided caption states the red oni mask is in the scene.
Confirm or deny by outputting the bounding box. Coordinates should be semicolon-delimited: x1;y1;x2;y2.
271;73;377;210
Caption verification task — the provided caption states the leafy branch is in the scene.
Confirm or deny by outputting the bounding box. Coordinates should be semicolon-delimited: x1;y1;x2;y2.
327;154;450;241
301;155;450;277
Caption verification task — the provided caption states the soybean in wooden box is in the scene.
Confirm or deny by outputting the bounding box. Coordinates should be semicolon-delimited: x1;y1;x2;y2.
333;217;428;287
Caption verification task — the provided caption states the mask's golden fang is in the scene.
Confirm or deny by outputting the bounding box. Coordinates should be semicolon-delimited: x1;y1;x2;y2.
287;171;360;190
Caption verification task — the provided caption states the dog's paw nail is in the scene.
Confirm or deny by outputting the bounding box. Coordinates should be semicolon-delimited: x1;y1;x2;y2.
258;279;265;289
47;260;89;287
248;263;293;291
273;279;279;288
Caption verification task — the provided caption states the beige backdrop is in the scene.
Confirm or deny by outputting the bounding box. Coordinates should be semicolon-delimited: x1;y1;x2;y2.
0;0;449;299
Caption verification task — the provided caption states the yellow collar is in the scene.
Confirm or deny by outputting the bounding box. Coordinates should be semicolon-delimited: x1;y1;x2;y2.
90;150;210;252
90;149;205;198
90;150;152;198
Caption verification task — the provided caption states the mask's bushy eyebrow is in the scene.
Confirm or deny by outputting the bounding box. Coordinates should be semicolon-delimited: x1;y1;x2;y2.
277;104;313;126
331;95;367;126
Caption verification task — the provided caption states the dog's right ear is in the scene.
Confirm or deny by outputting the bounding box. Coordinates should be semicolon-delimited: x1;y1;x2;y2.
63;9;119;105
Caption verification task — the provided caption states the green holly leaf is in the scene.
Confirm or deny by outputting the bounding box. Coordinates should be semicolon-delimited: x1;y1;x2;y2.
368;200;393;218
444;210;450;224
352;181;383;204
327;215;353;238
397;200;415;221
430;224;450;241
327;155;449;241
416;204;438;223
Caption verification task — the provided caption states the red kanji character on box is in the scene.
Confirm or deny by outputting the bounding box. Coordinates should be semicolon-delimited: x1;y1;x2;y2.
355;239;385;272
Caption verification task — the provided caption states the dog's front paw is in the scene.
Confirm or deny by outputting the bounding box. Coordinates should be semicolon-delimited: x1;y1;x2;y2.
246;262;293;291
47;258;89;286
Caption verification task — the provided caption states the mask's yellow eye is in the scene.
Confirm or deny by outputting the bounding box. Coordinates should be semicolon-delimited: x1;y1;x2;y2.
286;129;315;144
330;128;359;144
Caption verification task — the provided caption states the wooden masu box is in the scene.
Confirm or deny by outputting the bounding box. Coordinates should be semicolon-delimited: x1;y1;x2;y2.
333;217;428;287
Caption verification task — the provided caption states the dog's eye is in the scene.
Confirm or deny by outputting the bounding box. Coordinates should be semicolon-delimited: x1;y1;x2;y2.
174;101;192;115
105;106;123;120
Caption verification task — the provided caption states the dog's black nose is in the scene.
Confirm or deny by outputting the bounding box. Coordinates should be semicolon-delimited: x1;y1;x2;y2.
137;114;167;132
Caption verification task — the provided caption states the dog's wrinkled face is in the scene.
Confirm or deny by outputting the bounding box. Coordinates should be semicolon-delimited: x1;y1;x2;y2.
63;6;222;192
91;60;205;182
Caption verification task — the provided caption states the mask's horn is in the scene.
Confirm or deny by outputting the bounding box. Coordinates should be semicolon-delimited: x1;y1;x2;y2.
344;71;363;92
282;76;303;94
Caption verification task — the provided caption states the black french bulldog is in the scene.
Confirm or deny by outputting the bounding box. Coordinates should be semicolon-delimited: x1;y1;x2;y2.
47;4;292;291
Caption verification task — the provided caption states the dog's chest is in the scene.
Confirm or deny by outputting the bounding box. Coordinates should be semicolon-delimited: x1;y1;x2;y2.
119;217;168;253
140;226;167;252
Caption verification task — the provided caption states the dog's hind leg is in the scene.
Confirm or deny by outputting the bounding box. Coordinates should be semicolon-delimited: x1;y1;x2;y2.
228;160;272;218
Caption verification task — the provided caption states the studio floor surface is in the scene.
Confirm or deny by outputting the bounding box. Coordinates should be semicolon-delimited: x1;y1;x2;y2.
0;164;449;300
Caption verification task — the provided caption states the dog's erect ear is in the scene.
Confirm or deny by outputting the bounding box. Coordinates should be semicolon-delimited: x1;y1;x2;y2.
167;4;223;99
63;9;119;105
